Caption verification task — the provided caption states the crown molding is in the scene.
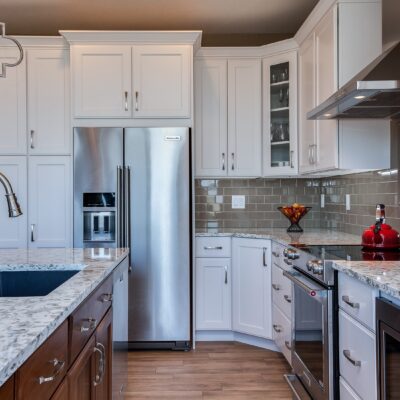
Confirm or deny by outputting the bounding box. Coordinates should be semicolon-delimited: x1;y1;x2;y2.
60;30;202;51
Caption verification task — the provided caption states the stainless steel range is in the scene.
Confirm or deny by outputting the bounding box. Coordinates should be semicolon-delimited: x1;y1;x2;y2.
282;245;339;400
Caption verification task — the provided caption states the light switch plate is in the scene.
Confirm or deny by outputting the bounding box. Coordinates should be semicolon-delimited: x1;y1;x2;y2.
345;194;351;211
232;195;246;209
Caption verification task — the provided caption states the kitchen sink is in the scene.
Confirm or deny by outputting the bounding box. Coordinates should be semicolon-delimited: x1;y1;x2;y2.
0;270;79;297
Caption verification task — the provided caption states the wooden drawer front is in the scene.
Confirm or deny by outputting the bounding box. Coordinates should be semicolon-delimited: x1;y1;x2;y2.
339;272;378;331
70;274;113;363
196;237;231;258
271;242;283;268
0;375;14;400
272;304;292;366
339;310;376;400
340;377;362;400
272;264;292;320
17;320;68;400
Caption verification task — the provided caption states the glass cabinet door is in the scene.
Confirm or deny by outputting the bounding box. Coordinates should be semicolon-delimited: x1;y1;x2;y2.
263;52;297;176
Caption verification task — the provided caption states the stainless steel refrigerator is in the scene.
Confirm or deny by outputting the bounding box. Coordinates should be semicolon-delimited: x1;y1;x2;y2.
74;127;192;350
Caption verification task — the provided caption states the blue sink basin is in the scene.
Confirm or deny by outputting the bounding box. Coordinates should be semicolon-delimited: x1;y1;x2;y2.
0;270;79;297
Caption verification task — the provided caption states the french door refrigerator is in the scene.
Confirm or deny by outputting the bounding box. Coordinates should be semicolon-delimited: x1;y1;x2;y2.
74;127;192;351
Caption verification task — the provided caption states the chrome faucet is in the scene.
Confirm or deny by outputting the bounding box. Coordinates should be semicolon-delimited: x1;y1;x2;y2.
0;172;22;217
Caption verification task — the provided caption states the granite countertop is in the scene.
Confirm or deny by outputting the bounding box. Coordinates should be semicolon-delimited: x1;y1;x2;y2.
0;247;129;386
195;228;361;246
332;260;400;299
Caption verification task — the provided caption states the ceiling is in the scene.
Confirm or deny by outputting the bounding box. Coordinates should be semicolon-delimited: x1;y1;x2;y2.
0;0;318;45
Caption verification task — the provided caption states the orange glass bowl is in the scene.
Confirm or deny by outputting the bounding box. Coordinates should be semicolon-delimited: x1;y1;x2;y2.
278;206;312;233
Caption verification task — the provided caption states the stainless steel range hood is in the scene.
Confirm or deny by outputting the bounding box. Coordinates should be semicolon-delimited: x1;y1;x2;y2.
308;41;400;120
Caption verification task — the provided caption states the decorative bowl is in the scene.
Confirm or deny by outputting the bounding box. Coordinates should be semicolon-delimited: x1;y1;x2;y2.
278;205;312;233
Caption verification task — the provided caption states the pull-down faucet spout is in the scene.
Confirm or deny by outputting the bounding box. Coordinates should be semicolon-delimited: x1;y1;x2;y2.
0;172;22;217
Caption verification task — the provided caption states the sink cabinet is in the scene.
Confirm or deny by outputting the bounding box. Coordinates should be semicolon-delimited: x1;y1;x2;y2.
0;269;119;400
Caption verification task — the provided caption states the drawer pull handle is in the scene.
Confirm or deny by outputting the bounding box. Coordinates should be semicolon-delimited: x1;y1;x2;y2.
30;130;35;149
224;266;228;284
272;251;280;258
285;341;292;351
135;91;139;111
343;350;361;367
273;324;282;333
38;358;65;385
272;284;280;291
101;293;113;303
203;246;223;250
342;295;360;309
80;318;97;333
283;259;292;266
284;295;292;303
124;91;129;111
93;342;106;386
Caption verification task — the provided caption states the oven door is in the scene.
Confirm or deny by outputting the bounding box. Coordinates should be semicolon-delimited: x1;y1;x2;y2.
284;270;333;400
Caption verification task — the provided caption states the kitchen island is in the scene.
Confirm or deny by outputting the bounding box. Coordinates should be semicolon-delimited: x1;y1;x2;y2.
0;247;129;394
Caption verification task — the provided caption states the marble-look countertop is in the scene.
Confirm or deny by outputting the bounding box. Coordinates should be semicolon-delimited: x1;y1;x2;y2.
0;247;129;387
196;228;400;300
332;260;400;299
195;228;361;246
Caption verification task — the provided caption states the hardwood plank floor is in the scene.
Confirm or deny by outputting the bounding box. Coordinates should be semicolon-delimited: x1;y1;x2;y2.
124;342;292;399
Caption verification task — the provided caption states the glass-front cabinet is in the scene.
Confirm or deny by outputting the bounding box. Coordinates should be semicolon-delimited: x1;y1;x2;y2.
263;51;297;176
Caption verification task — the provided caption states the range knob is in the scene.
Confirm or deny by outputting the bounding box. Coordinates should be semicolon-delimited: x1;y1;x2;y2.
287;251;300;260
312;260;324;275
306;260;314;272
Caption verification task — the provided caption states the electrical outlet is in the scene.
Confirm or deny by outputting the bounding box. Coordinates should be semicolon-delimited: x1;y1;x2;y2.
232;195;246;209
320;194;325;208
346;194;351;211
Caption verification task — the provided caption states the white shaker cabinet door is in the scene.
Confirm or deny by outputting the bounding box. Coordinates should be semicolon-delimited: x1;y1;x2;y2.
0;48;27;154
133;45;191;118
232;238;272;339
72;46;132;118
194;59;228;177
227;59;262;177
195;258;232;330
27;49;71;155
28;156;71;248
0;156;27;248
298;33;316;174
314;6;339;171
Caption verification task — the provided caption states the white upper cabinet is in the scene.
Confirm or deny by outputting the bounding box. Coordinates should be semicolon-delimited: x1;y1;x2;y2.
0;156;27;248
0;48;27;155
28;156;71;248
27;49;71;154
133;45;191;118
194;59;228;177
314;7;339;171
263;51;298;176
228;59;262;177
232;238;272;339
72;46;132;118
298;0;389;174
194;57;261;178
298;34;316;174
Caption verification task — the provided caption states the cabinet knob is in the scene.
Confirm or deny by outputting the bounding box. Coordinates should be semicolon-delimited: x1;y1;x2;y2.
80;318;97;333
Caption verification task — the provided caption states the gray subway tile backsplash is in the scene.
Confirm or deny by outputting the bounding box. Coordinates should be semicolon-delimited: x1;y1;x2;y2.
195;170;400;235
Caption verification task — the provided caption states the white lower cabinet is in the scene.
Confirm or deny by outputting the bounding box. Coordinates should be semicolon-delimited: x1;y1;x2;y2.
339;309;377;400
272;304;292;365
0;156;27;248
28;156;72;248
232;238;272;339
195;258;232;330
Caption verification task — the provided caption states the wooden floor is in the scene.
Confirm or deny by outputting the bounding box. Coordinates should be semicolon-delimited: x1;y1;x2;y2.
124;342;292;399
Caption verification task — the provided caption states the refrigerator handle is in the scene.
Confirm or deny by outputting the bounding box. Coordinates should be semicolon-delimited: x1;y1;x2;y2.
117;166;124;248
124;166;132;267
